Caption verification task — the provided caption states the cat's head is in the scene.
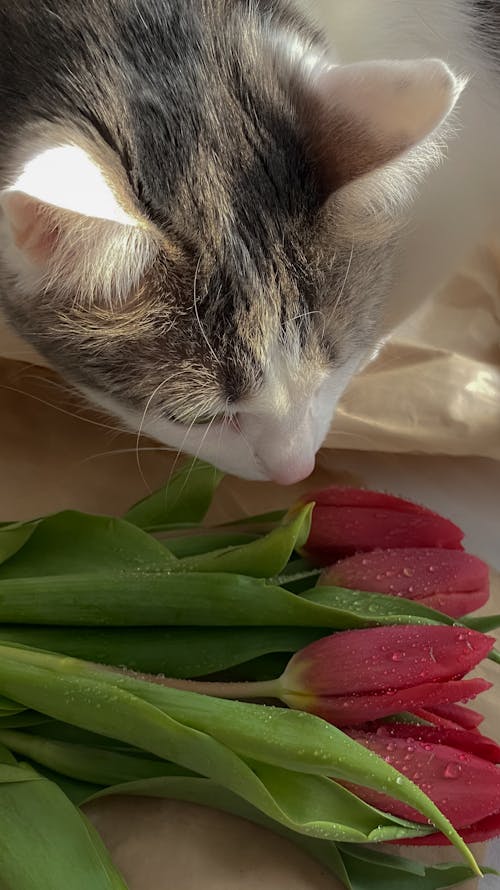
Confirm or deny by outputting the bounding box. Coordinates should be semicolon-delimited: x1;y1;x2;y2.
0;2;464;482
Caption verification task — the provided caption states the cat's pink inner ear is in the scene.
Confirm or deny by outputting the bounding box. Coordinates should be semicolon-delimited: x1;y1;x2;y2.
4;192;59;265
302;58;464;192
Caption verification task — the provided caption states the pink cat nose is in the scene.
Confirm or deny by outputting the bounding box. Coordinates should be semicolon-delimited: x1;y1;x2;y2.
264;454;316;486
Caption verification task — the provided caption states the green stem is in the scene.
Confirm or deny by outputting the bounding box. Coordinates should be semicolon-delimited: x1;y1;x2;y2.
103;666;280;701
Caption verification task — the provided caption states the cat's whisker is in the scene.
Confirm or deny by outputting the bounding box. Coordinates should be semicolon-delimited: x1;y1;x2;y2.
193;256;221;367
283;309;325;327
167;408;221;510
189;412;219;471
78;445;175;466
330;243;354;316
135;374;177;493
161;397;219;509
0;383;130;435
231;414;256;465
329;428;382;447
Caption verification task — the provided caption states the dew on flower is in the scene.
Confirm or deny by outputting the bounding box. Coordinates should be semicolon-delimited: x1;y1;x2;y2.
444;762;462;779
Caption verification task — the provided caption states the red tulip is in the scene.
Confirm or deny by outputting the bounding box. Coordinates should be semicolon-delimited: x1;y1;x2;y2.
368;722;500;763
277;626;493;726
344;724;500;844
415;702;485;731
298;487;463;564
320;548;489;618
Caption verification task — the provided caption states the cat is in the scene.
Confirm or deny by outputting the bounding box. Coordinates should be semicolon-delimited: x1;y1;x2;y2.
0;1;493;484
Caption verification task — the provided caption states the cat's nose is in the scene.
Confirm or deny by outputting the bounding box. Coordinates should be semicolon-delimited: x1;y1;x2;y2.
239;405;317;485
265;453;316;486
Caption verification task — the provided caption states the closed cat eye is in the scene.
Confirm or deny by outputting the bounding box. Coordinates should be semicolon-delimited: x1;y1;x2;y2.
191;412;228;425
166;411;229;426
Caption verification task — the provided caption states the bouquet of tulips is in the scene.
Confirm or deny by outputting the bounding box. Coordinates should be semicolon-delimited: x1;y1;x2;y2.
0;459;498;890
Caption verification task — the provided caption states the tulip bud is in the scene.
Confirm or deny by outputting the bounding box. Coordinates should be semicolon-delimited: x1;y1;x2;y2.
320;548;489;617
414;702;485;731
276;625;493;726
297;487;464;564
345;725;500;844
370;722;500;764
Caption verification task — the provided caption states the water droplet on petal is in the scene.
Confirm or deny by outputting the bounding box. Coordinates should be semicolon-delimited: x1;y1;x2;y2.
444;762;462;779
391;651;403;662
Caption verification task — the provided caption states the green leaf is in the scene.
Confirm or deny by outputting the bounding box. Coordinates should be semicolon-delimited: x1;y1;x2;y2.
0;520;40;566
0;757;128;889
220;510;287;528
339;848;497;890
172;505;313;577
0;693;27;715
463;614;500;632
0;643;481;868
304;586;455;626
0;511;177;579
0;571;483;630
0;728;196;786
0;625;323;675
88;775;352;889
20;758;102;806
337;844;425;875
164;532;257;558
0;711;49;729
124;459;223;531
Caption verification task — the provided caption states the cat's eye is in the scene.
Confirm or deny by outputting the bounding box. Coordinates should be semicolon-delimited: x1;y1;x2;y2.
166;411;228;426
190;412;227;426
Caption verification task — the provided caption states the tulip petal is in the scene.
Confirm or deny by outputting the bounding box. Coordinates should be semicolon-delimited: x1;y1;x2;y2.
300;488;464;562
345;731;500;831
372;723;500;763
282;626;494;697
416;703;485;730
293;678;492;726
322;549;489;618
401;809;500;845
303;488;445;512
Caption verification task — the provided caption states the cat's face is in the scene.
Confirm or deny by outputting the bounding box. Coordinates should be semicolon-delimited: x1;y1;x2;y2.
0;1;462;482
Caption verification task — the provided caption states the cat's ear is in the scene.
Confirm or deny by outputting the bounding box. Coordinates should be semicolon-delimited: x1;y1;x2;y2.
0;143;155;303
299;58;465;194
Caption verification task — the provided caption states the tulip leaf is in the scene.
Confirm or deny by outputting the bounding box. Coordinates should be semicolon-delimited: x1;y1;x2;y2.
0;625;322;676
0;729;196;787
338;848;498;890
0;511;177;579
0;754;128;889
172;505;313;577
0;693;27;714
0;643;482;871
0;573;443;627
0;711;49;729
22;759;103;806
0;569;484;634
304;586;455;626
337;845;425;875
463;614;500;632
124;459;223;531
0;520;40;566
164;532;257;558
86;775;353;889
220;509;287;528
